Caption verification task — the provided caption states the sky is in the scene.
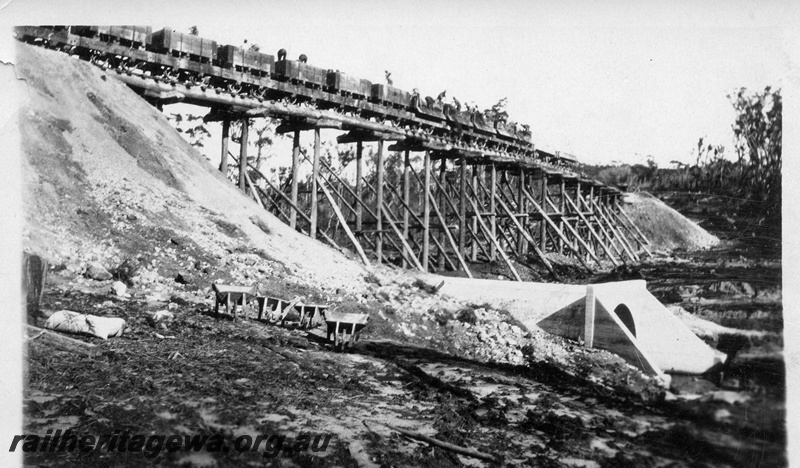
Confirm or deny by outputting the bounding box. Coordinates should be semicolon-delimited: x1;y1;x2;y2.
1;0;796;167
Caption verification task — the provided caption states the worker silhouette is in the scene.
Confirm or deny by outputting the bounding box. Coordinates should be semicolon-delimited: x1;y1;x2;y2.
277;48;287;61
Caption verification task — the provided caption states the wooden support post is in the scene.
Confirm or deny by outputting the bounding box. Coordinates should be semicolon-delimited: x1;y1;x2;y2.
355;141;363;232
575;182;587;260
238;118;249;191
376;140;384;263
290;130;300;229
220;118;230;174
310;127;321;239
490;163;497;261
539;172;548;252
422;151;431;270
559;177;566;255
517;168;527;254
497;175;524;256
471;164;479;262
438;158;447;269
458;156;467;260
408;157;455;272
474;170;509;256
587;185;596;252
403;150;411;268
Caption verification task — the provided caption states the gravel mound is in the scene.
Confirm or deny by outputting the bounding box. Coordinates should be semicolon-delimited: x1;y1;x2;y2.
16;42;369;294
621;192;720;252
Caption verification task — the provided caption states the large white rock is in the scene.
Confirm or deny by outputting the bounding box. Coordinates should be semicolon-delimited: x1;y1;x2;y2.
44;310;126;340
111;281;127;297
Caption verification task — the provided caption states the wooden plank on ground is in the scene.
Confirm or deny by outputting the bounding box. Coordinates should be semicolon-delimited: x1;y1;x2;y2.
26;325;98;356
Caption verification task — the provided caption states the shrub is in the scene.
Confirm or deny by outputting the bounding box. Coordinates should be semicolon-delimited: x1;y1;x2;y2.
109;256;140;287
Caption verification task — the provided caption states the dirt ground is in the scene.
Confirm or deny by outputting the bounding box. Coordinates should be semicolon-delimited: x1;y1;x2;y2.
23;244;786;468
15;42;786;467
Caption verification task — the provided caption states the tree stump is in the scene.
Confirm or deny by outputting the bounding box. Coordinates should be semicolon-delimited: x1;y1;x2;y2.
22;252;48;325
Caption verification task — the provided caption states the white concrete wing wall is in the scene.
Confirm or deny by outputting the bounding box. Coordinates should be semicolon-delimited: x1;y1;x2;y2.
592;282;726;374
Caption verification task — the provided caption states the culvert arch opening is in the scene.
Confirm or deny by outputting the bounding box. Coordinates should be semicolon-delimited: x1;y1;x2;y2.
614;304;636;337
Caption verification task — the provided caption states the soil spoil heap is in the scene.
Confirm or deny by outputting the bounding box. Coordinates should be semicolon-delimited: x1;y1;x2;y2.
622;192;720;252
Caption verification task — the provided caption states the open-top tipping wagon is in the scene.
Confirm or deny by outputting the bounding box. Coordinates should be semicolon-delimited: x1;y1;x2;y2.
212;283;257;319
325;311;369;350
255;296;328;329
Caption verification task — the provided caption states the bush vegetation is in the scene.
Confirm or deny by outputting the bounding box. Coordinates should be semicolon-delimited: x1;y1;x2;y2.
585;87;781;226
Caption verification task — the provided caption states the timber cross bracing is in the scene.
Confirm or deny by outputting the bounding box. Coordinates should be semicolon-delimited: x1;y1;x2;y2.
227;128;652;279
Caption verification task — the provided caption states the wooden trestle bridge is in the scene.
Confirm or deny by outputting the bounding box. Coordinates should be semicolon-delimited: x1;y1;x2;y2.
111;72;652;279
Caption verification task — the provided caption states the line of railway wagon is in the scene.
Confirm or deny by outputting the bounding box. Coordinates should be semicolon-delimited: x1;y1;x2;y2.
14;25;579;168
